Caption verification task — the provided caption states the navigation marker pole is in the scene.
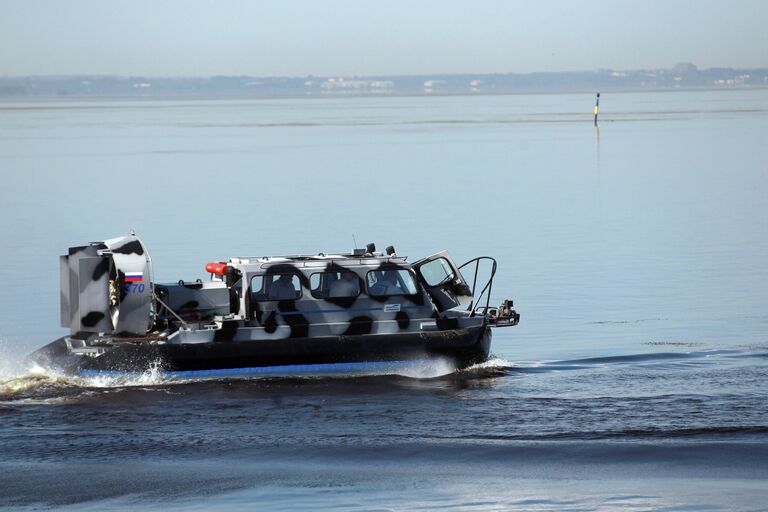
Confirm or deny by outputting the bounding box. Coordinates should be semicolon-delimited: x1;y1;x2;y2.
594;92;601;126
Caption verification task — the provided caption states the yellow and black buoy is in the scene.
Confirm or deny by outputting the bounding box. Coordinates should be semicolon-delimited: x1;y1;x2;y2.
594;92;600;126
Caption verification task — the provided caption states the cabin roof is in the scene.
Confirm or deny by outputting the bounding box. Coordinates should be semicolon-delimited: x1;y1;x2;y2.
228;253;409;269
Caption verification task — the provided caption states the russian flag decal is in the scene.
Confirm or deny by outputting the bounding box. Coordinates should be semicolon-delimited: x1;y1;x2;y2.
125;272;143;282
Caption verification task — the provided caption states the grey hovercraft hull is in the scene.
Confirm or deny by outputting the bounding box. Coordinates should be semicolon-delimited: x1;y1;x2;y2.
32;324;491;376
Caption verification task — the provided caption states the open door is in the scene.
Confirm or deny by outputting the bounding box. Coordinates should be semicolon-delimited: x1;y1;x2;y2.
413;251;473;312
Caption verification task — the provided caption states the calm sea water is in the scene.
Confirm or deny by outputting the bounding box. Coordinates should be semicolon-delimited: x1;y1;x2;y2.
1;90;767;510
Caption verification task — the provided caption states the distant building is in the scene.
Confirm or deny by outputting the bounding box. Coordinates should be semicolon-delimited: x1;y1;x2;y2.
672;62;698;75
423;80;447;93
320;77;394;94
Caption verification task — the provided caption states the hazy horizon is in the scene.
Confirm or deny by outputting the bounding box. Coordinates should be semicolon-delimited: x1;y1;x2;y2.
1;0;766;77
2;62;766;80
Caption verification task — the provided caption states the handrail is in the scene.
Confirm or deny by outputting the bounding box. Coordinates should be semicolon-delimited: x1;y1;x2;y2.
457;256;497;316
153;293;190;329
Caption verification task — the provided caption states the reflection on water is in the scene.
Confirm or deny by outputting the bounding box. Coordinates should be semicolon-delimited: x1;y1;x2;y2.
0;89;767;510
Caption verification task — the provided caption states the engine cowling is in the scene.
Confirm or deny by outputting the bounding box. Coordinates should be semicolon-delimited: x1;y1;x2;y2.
60;234;153;336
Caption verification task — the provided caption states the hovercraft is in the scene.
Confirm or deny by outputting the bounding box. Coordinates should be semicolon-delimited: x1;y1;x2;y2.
29;234;519;378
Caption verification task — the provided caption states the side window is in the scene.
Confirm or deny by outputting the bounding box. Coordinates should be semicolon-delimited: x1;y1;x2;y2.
367;269;418;296
310;271;360;299
250;274;302;301
250;275;265;300
419;257;455;286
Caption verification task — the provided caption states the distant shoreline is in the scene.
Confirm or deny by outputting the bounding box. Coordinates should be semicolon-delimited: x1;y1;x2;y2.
1;86;767;105
2;64;767;100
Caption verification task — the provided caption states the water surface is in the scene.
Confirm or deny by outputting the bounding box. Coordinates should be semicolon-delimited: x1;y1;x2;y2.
1;90;767;510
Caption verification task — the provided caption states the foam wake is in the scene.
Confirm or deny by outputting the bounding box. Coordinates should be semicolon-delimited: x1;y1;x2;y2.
0;357;465;400
0;361;169;400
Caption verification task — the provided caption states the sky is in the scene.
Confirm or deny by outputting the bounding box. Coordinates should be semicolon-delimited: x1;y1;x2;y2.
1;0;766;76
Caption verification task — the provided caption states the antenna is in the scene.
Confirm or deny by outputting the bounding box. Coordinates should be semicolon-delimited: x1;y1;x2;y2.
352;234;358;249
